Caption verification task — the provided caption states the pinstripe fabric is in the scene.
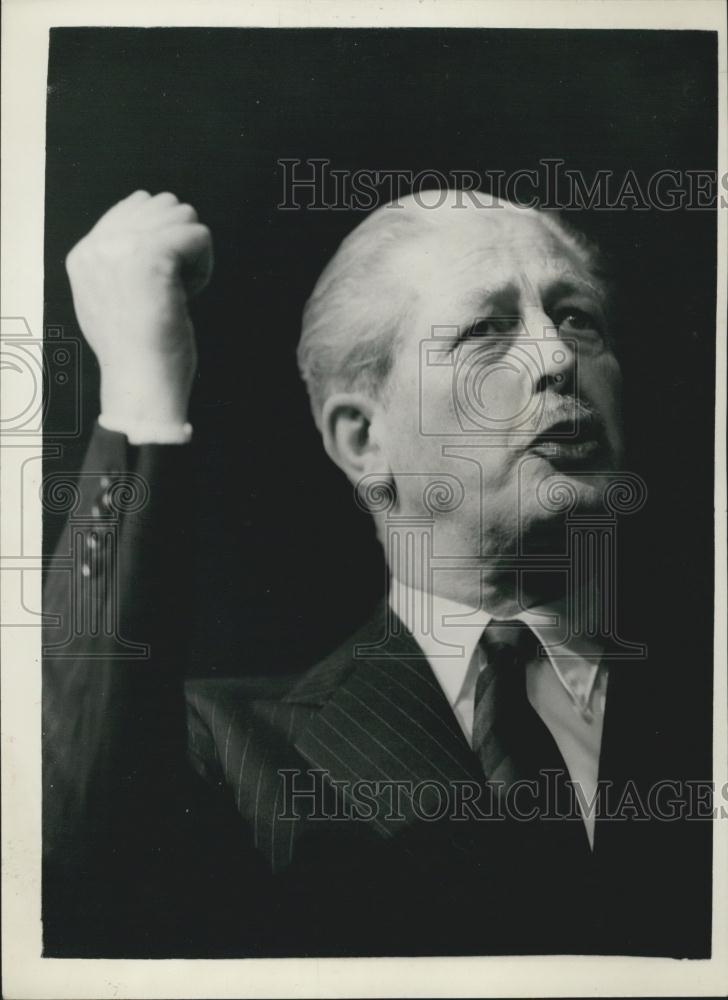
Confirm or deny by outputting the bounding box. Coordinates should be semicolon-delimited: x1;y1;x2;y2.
183;603;489;873
185;678;318;873
183;602;639;881
292;613;488;848
42;423;711;957
295;650;484;829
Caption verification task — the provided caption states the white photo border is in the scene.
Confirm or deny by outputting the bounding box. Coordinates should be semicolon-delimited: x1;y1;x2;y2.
2;1;726;997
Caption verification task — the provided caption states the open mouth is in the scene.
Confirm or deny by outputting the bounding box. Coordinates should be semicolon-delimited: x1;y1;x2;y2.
527;416;605;466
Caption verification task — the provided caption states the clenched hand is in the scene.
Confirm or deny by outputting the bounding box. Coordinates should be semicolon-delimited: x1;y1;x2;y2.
65;190;213;440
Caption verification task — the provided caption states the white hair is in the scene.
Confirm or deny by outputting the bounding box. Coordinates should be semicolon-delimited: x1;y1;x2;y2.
297;192;603;428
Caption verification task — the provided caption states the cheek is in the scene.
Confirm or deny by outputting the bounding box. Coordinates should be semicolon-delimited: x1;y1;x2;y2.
384;363;456;460
469;361;533;427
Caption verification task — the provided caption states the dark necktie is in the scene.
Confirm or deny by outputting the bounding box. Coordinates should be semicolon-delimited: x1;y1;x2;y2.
473;619;569;794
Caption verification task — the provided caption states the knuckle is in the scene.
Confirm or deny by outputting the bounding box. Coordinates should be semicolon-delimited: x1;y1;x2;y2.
176;203;198;221
65;246;78;273
65;239;88;273
123;190;150;206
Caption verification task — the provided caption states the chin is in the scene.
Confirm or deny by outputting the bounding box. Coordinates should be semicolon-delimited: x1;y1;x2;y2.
564;471;615;511
511;478;604;553
524;457;616;516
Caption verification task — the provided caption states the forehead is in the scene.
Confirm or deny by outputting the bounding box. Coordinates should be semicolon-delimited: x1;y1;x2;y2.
395;209;599;311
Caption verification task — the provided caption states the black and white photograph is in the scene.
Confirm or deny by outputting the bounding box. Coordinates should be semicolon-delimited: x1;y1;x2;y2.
2;1;727;997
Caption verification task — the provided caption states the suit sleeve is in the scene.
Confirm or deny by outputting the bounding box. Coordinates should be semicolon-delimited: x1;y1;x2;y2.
42;423;272;957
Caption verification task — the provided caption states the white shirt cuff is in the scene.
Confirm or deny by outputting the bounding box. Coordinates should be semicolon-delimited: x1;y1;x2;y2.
98;414;193;445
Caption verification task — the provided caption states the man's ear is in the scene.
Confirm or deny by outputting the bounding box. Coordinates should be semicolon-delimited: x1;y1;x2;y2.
320;392;389;486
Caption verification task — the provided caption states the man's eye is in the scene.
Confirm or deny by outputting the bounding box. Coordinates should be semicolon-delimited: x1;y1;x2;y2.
556;308;601;335
463;317;515;338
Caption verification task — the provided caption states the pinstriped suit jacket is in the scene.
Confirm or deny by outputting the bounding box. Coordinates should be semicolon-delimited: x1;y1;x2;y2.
42;423;712;958
185;607;501;877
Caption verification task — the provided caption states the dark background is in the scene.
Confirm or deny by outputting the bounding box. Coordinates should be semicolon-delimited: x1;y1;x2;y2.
44;28;718;681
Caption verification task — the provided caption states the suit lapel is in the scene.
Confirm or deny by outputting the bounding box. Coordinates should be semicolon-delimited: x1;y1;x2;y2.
294;603;484;838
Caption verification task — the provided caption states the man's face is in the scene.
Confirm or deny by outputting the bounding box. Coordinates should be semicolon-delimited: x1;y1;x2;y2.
375;208;624;593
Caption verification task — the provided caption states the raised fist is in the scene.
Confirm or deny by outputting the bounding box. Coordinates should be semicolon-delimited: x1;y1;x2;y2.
65;190;213;439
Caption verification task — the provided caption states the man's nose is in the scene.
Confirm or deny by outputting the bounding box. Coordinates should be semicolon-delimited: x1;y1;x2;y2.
520;307;576;394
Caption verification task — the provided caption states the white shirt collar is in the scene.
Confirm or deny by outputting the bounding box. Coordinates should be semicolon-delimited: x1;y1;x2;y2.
389;580;605;715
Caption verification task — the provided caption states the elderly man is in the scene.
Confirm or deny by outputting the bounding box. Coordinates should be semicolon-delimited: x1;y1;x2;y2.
43;190;708;958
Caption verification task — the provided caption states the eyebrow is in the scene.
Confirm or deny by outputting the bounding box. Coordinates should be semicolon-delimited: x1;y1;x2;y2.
543;277;607;306
448;273;610;348
465;275;607;316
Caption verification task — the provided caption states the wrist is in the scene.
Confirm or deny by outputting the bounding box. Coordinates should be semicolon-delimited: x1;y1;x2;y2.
98;413;193;445
99;361;193;432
